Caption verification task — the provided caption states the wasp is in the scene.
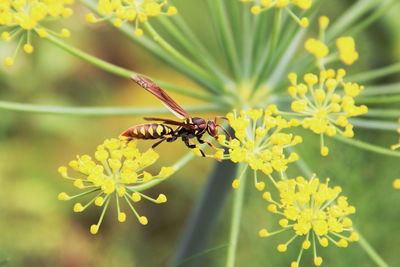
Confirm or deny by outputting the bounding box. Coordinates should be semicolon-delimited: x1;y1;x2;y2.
121;75;230;156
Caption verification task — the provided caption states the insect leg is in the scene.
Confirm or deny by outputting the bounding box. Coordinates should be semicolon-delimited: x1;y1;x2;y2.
216;124;232;140
214;116;228;122
182;136;205;157
197;136;218;150
152;138;167;148
166;135;178;143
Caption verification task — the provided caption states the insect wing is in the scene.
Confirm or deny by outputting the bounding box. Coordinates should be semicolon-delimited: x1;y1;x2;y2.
143;117;197;129
132;75;190;119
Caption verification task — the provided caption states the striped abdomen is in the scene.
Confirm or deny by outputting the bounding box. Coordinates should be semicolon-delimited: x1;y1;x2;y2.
121;123;174;140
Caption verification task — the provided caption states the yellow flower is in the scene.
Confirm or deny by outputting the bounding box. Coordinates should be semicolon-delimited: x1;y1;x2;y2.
305;16;359;66
240;0;312;27
218;107;302;189
259;174;358;266
86;0;177;36
393;179;400;190
287;70;368;156
0;0;74;66
58;138;174;234
336;37;359;65
305;38;329;59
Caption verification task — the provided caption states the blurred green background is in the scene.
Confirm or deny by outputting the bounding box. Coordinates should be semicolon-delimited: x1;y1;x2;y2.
1;1;400;267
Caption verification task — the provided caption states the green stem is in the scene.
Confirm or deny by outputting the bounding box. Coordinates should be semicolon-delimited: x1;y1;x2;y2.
171;159;238;267
361;109;400;118
44;34;212;101
174;244;230;267
362;83;400;96
355;227;389;267
346;0;397;36
226;166;246;267
80;0;224;97
253;9;282;86
0;101;219;116
129;151;196;192
356;95;400;104
158;16;231;85
206;0;241;81
333;135;400;157
144;23;222;93
351;118;399;131
347;62;400;83
326;0;378;40
45;34;132;78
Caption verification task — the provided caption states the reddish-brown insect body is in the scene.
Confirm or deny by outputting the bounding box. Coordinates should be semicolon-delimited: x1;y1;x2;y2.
121;75;230;156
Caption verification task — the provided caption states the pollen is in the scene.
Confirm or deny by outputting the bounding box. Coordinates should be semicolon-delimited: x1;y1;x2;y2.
57;138;172;233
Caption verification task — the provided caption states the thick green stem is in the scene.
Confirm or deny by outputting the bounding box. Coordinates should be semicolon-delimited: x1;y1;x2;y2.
171;160;237;267
355;227;390;267
0;101;219;116
226;167;246;267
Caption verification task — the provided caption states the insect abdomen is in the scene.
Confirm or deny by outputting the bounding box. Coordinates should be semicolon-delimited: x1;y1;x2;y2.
121;123;173;140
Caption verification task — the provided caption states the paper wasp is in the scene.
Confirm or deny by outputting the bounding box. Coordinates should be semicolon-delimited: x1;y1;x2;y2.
121;75;230;157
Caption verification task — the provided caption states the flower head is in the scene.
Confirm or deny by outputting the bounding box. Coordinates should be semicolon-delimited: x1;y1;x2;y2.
0;0;74;66
240;0;311;27
305;16;359;66
86;0;178;36
259;174;358;266
288;70;368;156
58;138;174;234
218;107;302;190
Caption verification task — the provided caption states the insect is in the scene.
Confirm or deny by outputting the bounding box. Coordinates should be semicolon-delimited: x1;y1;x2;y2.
121;75;230;157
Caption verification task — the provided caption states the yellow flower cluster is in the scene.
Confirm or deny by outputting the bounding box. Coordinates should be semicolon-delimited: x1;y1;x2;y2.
58;138;175;234
86;0;177;36
239;0;311;27
288;70;368;156
217;107;302;190
305;16;359;66
259;174;358;266
0;0;73;66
